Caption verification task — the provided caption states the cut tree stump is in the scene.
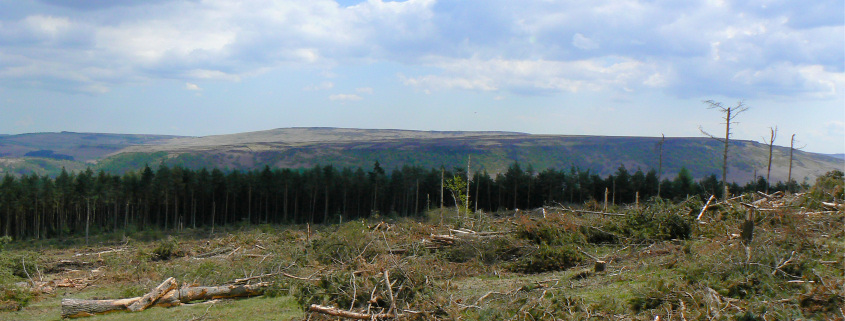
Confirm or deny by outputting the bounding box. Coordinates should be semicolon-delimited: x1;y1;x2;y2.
594;260;607;272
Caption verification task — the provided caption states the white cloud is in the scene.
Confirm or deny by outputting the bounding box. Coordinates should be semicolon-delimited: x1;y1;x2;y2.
572;33;598;50
82;84;110;94
185;69;241;81
329;93;362;101
304;81;335;91
24;15;72;37
185;82;201;91
824;120;844;137
0;0;840;101
355;87;373;94
401;57;666;94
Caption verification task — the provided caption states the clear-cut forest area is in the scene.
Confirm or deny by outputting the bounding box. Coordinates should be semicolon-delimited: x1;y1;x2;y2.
0;168;842;320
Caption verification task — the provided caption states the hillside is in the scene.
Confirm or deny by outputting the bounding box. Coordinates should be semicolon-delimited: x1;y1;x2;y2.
101;128;841;184
0;128;841;184
0;132;181;161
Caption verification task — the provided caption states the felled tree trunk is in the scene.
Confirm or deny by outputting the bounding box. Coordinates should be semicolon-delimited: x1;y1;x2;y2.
156;282;270;306
61;280;270;318
128;277;177;311
61;298;140;318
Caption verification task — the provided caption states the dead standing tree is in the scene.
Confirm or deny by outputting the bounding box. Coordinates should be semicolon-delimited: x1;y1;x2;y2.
700;100;749;199
765;126;777;193
656;134;665;198
787;134;806;191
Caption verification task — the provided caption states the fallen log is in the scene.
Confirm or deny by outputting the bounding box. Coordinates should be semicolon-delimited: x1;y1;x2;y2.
74;248;127;257
430;234;457;244
128;277;176;311
61;297;139;318
61;279;271;318
309;304;396;319
156;282;270;306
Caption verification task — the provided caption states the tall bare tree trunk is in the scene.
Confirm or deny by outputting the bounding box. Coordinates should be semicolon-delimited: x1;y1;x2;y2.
466;156;471;216
415;179;419;215
658;134;665;198
701;100;748;200
85;198;90;246
248;185;252;224
124;202;129;238
722;107;731;198
164;192;168;230
765;126;777;193
440;168;444;209
474;176;479;213
788;134;795;185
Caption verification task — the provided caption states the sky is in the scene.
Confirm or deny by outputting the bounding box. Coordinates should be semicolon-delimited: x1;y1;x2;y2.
0;0;843;154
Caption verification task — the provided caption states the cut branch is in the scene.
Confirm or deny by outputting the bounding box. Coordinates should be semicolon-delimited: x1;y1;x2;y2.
697;195;716;221
127;277;177;312
309;304;397;319
231;271;318;283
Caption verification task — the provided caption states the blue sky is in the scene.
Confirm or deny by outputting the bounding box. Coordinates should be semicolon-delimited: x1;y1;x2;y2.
1;0;843;153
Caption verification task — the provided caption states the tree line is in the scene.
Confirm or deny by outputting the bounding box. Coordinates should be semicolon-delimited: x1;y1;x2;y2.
0;162;800;240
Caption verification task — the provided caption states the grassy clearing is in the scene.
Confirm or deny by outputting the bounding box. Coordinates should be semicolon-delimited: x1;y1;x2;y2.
0;184;843;320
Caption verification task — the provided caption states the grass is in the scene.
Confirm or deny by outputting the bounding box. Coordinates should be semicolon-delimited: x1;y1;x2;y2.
4;294;301;321
0;187;843;320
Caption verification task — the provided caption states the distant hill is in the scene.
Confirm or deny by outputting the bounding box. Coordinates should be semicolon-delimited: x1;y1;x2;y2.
1;128;841;184
827;153;845;160
0;132;182;161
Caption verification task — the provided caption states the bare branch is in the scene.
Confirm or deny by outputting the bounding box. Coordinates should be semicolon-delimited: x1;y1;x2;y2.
699;126;724;142
702;100;725;110
700;99;749;199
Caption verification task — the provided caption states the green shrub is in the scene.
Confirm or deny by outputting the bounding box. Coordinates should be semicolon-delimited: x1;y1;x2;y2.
516;217;585;246
810;170;844;200
508;245;583;274
733;311;765;321
0;236;11;252
579;226;618;244
119;285;147;298
309;221;383;266
0;251;39;285
151;236;179;261
0;285;33;310
441;237;526;264
294;267;433;312
629;280;679;313
621;210;692;241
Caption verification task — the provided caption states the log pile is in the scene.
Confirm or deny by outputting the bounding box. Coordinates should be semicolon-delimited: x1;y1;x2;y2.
60;278;270;318
697;191;843;222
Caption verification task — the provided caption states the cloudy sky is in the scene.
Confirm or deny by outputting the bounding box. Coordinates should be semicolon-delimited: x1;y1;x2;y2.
1;0;843;153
